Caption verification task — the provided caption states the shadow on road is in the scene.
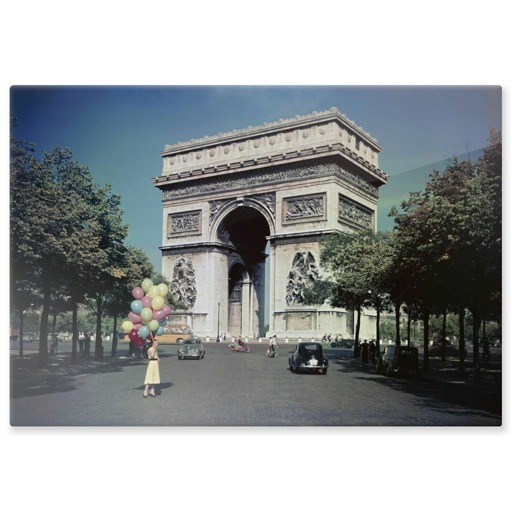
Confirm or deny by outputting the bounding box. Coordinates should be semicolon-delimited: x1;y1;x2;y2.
10;354;143;399
334;358;501;417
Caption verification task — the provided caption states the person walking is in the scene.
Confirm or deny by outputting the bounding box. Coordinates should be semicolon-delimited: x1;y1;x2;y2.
267;335;278;357
143;340;160;398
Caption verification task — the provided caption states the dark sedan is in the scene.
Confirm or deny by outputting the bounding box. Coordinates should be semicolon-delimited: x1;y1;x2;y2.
177;338;205;360
288;342;328;375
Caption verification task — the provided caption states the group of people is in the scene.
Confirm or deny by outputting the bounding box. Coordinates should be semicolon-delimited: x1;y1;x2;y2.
354;338;377;363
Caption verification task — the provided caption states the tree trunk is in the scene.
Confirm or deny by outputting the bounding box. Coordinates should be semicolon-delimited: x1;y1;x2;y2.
38;275;51;366
353;307;361;357
441;308;447;362
94;296;104;361
70;298;78;364
395;299;401;345
407;311;412;346
111;313;119;357
423;304;430;371
51;308;58;354
458;305;465;374
375;297;381;357
472;308;481;384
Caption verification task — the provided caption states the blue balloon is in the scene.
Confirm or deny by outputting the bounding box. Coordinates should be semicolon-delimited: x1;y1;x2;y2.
139;325;150;339
156;326;164;336
131;300;143;314
159;317;168;326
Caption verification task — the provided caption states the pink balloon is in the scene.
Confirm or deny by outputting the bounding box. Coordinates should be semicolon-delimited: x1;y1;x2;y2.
132;323;142;331
132;287;144;300
128;312;142;324
141;295;153;308
162;305;172;316
152;309;167;321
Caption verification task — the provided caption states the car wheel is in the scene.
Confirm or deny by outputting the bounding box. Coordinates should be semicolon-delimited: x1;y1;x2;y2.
385;364;393;377
321;369;327;375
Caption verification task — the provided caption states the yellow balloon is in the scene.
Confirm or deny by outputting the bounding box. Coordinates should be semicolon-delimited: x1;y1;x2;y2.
122;320;134;332
141;278;153;292
158;283;169;297
148;285;160;298
152;296;164;310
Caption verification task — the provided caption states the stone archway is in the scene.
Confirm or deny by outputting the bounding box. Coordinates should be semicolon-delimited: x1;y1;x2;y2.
219;206;270;338
155;108;388;340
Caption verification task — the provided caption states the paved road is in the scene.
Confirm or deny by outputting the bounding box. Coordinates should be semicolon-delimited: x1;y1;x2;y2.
10;341;501;426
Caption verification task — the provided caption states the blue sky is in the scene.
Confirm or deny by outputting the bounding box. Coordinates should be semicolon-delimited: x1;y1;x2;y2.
10;85;501;271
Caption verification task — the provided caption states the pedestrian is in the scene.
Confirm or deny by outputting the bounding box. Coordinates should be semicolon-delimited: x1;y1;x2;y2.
267;335;278;357
361;339;369;363
143;340;160;398
369;339;376;364
78;332;84;353
84;332;91;360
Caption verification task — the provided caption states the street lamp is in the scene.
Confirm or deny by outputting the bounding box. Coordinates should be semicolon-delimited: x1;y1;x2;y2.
216;302;220;342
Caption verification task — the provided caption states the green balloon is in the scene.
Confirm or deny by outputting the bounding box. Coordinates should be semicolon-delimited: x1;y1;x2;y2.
140;307;153;324
141;278;153;293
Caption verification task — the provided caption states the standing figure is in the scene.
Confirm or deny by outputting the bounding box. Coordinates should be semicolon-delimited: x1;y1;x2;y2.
143;340;160;398
267;335;278;358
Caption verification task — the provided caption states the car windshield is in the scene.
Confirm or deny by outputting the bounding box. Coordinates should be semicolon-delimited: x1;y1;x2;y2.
184;339;199;345
298;343;322;356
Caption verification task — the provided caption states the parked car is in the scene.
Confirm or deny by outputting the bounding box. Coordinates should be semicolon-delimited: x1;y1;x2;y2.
376;345;419;377
289;342;328;375
177;338;205;360
429;343;466;357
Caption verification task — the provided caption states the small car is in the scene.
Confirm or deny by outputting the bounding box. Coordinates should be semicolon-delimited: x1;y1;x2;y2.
289;342;328;375
177;338;205;360
376;345;419;377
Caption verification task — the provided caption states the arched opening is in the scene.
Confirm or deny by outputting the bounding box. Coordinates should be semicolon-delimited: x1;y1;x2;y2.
218;206;270;337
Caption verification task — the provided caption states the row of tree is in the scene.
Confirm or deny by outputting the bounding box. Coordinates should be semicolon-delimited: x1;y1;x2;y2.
305;131;502;374
10;120;160;364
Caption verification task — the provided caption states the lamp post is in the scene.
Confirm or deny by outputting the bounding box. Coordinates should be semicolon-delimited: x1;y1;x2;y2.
216;302;220;342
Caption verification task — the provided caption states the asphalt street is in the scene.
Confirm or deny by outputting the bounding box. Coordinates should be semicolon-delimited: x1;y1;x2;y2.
10;341;502;427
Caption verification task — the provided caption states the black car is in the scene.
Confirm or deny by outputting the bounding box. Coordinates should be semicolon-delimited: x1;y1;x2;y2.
289;342;328;375
375;345;419;377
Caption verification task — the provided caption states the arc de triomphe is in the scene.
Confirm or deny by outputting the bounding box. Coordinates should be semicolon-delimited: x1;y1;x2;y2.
153;108;388;340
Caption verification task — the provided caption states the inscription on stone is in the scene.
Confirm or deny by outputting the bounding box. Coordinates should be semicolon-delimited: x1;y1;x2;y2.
287;311;313;330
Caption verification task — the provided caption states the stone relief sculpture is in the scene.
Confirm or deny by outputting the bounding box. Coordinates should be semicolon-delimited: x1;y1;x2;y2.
285;196;324;221
285;251;319;305
170;258;197;309
168;211;200;237
338;195;373;228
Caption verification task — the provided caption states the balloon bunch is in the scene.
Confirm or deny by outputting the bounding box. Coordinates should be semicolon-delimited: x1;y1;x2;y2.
121;278;172;348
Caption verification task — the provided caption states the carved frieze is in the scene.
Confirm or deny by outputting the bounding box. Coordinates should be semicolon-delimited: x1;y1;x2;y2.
167;210;201;238
284;193;325;224
170;258;197;309
163;161;379;201
286;251;320;305
338;194;373;229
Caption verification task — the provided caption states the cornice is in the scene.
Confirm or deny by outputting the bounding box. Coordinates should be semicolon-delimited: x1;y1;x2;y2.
161;107;380;154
